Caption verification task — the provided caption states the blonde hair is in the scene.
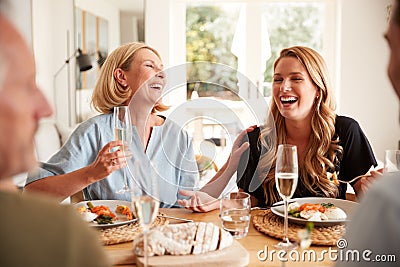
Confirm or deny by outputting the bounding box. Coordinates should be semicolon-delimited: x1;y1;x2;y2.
91;42;169;114
259;46;342;206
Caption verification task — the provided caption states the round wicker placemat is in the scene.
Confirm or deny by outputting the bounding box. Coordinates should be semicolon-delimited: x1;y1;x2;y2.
252;210;345;246
98;213;169;245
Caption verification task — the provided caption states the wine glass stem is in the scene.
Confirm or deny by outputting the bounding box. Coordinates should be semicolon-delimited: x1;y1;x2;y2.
143;226;149;267
123;167;128;188
283;197;289;243
122;147;128;189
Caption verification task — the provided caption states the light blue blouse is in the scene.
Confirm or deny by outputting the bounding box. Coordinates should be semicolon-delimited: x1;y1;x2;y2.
26;114;199;208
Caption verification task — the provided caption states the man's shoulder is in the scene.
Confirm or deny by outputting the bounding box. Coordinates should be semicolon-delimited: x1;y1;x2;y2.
1;191;76;217
0;191;111;267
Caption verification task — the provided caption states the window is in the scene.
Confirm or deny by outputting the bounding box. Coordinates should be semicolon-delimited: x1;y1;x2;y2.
186;4;240;100
185;0;337;98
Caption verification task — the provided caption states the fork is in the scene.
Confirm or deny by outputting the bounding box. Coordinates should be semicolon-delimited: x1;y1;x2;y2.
336;172;376;184
251;200;296;210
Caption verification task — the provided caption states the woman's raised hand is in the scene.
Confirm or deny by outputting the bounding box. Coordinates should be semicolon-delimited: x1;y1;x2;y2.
88;141;133;181
178;190;220;212
195;125;258;199
226;125;257;170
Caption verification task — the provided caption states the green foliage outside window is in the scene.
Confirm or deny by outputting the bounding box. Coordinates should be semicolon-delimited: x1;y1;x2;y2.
186;2;324;98
186;5;239;99
263;3;323;96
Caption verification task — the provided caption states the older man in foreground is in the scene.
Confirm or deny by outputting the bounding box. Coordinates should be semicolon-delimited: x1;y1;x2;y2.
0;1;111;266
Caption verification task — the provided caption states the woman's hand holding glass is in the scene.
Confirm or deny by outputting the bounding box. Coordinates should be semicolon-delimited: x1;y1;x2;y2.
87;140;133;182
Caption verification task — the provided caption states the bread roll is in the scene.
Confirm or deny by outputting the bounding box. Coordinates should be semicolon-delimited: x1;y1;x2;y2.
134;222;233;256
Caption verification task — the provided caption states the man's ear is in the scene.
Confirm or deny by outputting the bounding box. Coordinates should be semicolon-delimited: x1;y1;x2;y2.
114;68;128;87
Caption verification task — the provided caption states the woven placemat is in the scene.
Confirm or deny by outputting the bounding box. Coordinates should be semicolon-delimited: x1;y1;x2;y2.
252;210;345;246
98;213;169;245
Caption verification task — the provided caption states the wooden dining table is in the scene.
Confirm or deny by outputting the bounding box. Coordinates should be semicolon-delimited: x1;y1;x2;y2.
104;208;336;267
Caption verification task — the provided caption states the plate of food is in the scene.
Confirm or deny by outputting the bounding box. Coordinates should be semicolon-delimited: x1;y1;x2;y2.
270;197;358;226
75;200;137;228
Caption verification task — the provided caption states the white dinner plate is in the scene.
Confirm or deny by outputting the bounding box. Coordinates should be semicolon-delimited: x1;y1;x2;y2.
270;197;358;226
74;200;137;229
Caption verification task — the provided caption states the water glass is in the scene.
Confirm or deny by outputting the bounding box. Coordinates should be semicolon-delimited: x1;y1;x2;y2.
384;150;400;173
220;192;251;239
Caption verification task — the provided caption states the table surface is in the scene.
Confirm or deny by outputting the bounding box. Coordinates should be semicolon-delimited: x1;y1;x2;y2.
104;208;336;267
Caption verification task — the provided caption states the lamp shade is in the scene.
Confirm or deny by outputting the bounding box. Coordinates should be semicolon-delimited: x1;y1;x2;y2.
76;49;92;72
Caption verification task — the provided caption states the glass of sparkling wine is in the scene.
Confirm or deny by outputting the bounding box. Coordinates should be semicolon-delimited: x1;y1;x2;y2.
131;160;159;267
275;144;299;250
113;106;132;194
220;192;251;239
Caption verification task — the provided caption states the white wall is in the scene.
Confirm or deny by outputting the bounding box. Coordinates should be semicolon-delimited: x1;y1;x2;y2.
32;0;74;126
30;0;120;127
339;0;399;161
120;11;145;43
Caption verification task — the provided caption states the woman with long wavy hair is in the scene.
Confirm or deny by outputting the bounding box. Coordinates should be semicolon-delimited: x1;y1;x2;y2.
179;46;378;211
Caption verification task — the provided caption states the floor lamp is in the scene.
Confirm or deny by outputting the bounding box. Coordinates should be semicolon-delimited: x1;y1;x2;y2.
53;44;92;127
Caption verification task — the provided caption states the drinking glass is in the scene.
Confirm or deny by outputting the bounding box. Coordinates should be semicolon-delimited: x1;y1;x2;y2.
275;144;299;250
131;160;159;267
113;106;133;194
384;150;400;173
220;192;251;239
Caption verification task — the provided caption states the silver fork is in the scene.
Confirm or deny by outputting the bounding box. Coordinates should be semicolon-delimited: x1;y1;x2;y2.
336;172;375;184
251;200;296;210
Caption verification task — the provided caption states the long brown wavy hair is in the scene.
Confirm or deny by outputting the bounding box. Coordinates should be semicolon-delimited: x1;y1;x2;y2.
259;46;343;206
91;42;168;114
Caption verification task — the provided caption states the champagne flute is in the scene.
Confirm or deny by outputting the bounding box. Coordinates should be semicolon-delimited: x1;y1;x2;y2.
114;106;133;194
131;160;159;267
275;144;298;250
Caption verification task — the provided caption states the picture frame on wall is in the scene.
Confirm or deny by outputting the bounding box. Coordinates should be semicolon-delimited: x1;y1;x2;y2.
75;7;109;90
74;7;108;122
